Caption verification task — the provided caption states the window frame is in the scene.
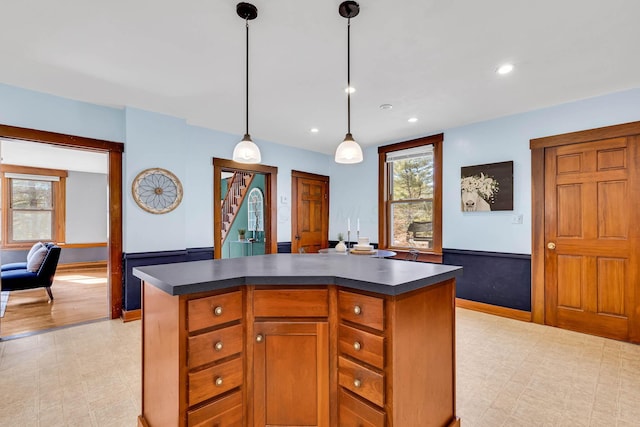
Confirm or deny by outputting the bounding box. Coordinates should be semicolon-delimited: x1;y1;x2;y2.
247;187;264;232
378;134;443;262
1;164;67;248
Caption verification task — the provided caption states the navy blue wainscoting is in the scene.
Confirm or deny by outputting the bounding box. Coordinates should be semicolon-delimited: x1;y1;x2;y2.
277;242;292;253
443;249;531;311
122;247;213;311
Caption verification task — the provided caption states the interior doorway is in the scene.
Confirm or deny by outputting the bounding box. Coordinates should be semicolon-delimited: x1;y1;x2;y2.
213;158;277;259
0;124;123;338
291;170;329;254
530;121;640;343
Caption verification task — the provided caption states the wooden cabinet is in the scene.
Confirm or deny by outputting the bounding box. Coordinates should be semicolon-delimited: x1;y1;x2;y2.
336;284;460;427
252;322;329;427
139;281;459;427
250;287;329;427
337;290;387;424
140;284;245;427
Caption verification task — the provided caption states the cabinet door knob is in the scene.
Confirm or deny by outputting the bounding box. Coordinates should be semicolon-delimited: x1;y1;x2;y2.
256;334;264;343
215;377;223;387
214;341;223;351
353;305;362;315
353;341;361;351
353;379;362;388
213;306;223;316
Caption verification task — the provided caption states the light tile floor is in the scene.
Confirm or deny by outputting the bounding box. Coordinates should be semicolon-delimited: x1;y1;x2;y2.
457;309;640;427
0;308;638;426
0;320;140;427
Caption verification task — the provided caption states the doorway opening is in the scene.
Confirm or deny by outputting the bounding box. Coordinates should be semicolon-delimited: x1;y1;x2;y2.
0;124;123;339
213;158;277;259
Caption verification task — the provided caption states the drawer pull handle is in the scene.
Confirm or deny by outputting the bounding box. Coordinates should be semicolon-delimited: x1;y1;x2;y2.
214;341;223;351
353;305;362;315
215;377;223;387
256;334;264;343
353;379;362;388
213;306;223;316
353;341;361;351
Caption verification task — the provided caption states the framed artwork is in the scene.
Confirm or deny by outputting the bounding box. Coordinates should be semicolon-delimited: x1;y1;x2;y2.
461;161;513;211
132;168;183;214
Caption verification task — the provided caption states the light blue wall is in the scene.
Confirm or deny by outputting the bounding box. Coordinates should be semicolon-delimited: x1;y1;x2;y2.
124;108;189;252
123;109;333;252
330;88;640;254
3;82;640;257
328;149;379;243
0;83;125;142
443;89;640;254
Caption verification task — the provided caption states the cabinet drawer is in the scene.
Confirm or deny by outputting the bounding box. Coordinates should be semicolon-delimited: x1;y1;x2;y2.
188;357;243;406
188;291;242;332
338;290;384;332
253;289;329;317
187;391;243;427
339;324;384;369
339;389;385;427
338;356;384;407
188;324;243;369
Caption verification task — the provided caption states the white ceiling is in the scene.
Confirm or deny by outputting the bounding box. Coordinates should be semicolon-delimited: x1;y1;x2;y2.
1;0;639;155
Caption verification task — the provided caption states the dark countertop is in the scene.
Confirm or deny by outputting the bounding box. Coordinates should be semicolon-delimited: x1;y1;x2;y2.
133;254;462;296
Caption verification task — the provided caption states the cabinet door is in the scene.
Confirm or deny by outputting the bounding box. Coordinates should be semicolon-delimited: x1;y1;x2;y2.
253;322;329;427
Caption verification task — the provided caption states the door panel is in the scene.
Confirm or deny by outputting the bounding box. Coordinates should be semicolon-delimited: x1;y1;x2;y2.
253;321;329;427
544;136;639;341
291;171;329;254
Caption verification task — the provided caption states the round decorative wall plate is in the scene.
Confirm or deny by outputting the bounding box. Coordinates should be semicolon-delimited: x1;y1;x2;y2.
132;168;183;214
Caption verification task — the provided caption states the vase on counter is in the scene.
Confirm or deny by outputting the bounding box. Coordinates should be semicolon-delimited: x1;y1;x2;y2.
335;240;347;252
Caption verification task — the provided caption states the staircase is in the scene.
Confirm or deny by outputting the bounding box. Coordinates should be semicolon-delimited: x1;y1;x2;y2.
221;171;255;242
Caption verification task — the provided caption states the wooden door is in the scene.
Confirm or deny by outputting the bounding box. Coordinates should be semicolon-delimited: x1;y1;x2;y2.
544;135;640;342
291;171;329;253
253;322;329;427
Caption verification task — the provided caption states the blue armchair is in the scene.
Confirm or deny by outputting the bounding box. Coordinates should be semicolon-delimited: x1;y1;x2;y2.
1;244;61;301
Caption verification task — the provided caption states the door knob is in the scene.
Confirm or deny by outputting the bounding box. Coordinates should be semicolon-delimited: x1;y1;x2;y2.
547;242;556;250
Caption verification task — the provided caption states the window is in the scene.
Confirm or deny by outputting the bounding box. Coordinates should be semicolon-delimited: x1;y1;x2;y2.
1;165;67;247
247;187;264;232
378;134;442;259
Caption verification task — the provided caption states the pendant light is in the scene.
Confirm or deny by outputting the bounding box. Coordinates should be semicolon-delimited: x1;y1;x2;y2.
335;1;363;164
233;2;262;164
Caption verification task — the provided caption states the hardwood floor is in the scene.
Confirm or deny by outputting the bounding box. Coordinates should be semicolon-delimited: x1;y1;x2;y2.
0;267;108;338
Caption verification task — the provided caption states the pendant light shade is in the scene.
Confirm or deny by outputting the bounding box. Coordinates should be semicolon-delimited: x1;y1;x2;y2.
233;133;261;163
233;2;261;164
335;1;363;164
335;133;363;164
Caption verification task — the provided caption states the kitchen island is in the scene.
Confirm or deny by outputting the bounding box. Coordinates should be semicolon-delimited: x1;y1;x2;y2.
134;254;463;427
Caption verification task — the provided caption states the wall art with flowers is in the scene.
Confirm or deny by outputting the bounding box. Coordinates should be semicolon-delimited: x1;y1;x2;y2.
461;161;513;211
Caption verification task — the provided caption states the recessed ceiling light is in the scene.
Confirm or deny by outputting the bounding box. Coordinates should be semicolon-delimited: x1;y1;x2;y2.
345;86;356;94
310;128;319;133
497;63;514;75
408;117;418;123
379;104;393;110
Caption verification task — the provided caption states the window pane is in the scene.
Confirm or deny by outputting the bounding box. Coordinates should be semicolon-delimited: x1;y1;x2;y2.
11;180;53;209
12;211;52;241
390;201;432;249
391;155;433;201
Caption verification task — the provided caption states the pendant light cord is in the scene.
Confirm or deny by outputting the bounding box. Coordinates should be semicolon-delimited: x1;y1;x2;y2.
347;17;351;135
245;18;250;136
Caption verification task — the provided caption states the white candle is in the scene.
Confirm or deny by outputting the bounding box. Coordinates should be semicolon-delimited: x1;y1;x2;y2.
348;218;351;232
357;218;360;232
